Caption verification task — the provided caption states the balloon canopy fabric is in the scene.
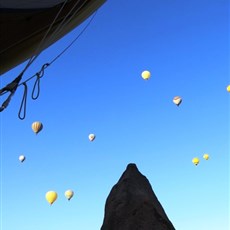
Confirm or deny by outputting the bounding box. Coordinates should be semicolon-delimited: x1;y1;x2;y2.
227;85;230;92
173;96;182;106
141;70;151;80
203;154;209;160
45;191;58;205
19;155;26;162
88;133;96;141
0;0;106;75
31;121;43;134
65;190;74;200
192;157;199;166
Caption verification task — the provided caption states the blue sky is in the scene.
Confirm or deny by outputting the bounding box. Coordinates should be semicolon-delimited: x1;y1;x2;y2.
0;0;229;229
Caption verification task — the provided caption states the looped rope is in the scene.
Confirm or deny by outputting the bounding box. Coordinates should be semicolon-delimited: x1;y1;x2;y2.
1;9;97;120
32;63;49;100
0;73;23;112
18;83;28;120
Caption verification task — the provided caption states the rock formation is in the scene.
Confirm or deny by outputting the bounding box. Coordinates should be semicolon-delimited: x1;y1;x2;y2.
101;163;175;230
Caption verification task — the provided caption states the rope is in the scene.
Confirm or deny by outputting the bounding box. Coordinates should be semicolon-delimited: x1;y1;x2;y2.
50;9;97;65
21;0;69;75
18;83;28;120
0;9;98;119
32;63;49;100
44;0;83;49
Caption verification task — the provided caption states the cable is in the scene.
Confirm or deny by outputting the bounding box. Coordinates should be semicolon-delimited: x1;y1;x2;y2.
50;9;97;65
43;0;83;49
0;9;98;119
21;0;69;75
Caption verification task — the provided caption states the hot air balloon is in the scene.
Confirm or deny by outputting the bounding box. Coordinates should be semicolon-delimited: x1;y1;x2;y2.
89;133;96;141
203;154;209;160
65;190;74;201
32;121;43;134
45;191;58;205
192;157;200;166
19;155;26;163
173;96;182;106
141;70;151;80
0;0;106;75
227;85;230;92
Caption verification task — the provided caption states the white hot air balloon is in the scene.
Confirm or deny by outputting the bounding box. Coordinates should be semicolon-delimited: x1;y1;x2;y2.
19;155;26;162
88;134;96;142
173;96;182;106
65;190;74;201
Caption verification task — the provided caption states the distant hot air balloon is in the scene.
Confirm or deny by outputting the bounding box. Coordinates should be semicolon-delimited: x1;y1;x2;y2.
192;157;200;166
65;190;74;201
141;70;151;80
19;155;26;163
45;191;58;205
203;154;209;160
32;121;43;134
88;134;96;142
173;96;182;106
227;85;230;92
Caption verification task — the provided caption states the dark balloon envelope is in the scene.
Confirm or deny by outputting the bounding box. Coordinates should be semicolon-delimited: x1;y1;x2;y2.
0;0;106;75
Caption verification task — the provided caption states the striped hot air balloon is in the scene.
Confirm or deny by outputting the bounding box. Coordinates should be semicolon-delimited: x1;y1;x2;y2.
32;121;43;134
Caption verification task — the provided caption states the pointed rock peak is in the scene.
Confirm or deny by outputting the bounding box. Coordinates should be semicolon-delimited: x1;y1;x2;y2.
119;163;141;179
101;163;175;230
126;163;138;170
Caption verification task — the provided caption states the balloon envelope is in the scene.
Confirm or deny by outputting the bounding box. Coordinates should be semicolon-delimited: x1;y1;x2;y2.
19;155;25;162
203;154;209;160
227;85;230;92
141;70;151;80
192;157;200;166
65;190;74;201
89;134;96;141
32;121;43;134
173;96;182;106
0;0;106;74
45;191;58;205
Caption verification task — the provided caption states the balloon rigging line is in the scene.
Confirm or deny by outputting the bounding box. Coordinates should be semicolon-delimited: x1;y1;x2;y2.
44;0;83;48
0;9;98;119
21;0;69;75
50;9;97;65
21;0;87;75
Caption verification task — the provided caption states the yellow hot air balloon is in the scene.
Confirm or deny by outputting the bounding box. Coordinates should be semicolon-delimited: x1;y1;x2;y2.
227;85;230;92
141;70;151;80
203;154;209;160
32;121;43;134
19;155;26;163
88;133;96;142
65;190;74;201
173;96;182;106
45;191;58;205
192;157;200;166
